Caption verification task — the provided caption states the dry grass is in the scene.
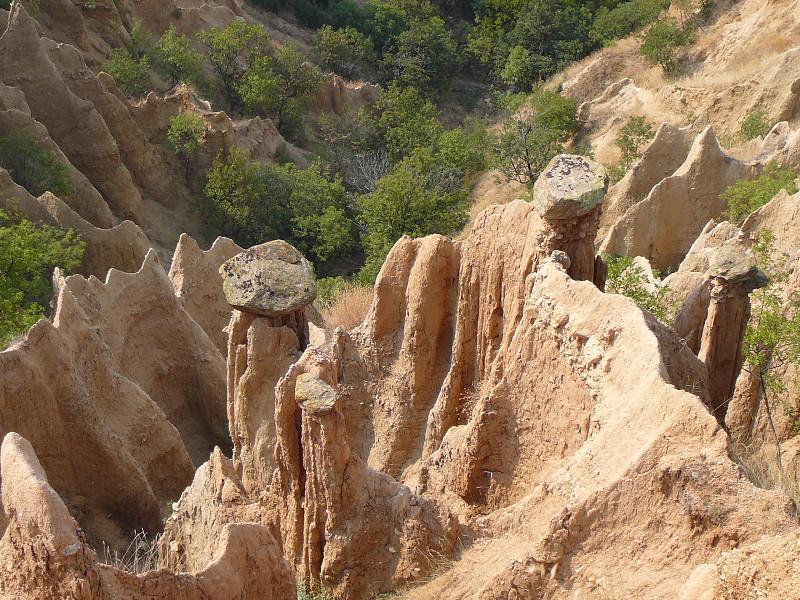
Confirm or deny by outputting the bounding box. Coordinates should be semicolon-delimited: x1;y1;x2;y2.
735;443;800;511
101;530;161;575
322;284;373;331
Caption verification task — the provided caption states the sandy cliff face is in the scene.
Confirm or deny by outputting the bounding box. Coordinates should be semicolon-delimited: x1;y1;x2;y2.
0;246;228;553
157;188;797;599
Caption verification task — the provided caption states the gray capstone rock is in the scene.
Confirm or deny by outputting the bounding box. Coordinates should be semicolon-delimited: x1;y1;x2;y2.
709;246;768;294
532;154;609;220
219;240;317;316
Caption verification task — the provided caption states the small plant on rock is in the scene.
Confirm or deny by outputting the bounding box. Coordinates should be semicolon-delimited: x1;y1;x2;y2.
721;162;798;225
605;255;676;324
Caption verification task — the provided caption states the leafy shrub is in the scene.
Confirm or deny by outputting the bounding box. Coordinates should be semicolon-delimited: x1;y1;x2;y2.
373;85;443;161
611;115;655;181
154;25;204;86
639;18;692;74
166;112;206;178
104;48;152;97
238;44;323;139
315;25;378;81
198;21;271;108
605;255;674;324
203;150;358;270
357;144;471;283
739;110;773;141
0;130;74;197
500;46;535;91
129;21;155;60
721;162;798;225
589;0;670;46
507;0;594;80
0;210;85;348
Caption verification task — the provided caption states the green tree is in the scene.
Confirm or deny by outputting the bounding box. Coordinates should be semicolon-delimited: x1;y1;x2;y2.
203;150;358;268
500;45;534;91
166;112;206;178
373;85;443;161
0;210;85;348
357;146;470;282
491;90;579;186
505;0;594;81
198;21;271;108
740;230;800;481
611;115;655;180
386;14;458;90
0;130;74;197
154;26;204;86
238;44;323;138
129;21;155;60
589;0;670;46
315;25;378;80
103;48;152;97
721;162;798;225
639;18;691;74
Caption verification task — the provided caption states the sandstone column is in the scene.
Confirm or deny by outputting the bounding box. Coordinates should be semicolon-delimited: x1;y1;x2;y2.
532;154;609;283
697;247;767;419
219;240;318;491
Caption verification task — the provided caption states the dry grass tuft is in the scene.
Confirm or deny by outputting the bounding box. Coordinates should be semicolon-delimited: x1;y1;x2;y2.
323;284;373;331
735;443;800;511
101;530;161;574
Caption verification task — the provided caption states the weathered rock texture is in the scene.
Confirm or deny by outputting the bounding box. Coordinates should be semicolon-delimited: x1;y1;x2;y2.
220;240;317;317
600;126;758;271
0;432;296;600
0;249;226;552
161;199;796;599
533;154;609;281
169;233;243;354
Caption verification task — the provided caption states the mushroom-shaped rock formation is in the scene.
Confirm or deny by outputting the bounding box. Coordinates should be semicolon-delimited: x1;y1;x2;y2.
532;154;609;220
699;247;768;418
532;154;609;282
220;240;317;317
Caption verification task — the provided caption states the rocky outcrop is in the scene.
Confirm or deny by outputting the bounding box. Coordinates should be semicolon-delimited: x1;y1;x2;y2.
697;247;767;417
532;153;609;281
169;233;243;354
0;248;227;552
159;191;798;598
0;3;145;222
220;240;318;317
600;126;758;271
598;122;701;241
314;74;381;114
0;432;296;600
726;189;800;446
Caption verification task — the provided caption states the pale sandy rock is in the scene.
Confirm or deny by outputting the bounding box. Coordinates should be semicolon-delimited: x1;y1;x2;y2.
0;170;150;276
220;240;317;317
0;432;296;599
600;126;758;271
598;122;700;241
0;3;145;221
0;94;112;227
314;74;380;114
0;249;226;551
169;233;243;354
